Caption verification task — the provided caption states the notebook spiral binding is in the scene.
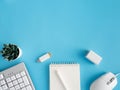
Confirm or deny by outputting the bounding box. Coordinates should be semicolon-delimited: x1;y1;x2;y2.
50;62;79;64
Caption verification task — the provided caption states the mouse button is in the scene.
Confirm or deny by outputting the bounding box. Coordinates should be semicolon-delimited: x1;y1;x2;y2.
90;80;111;90
107;77;117;89
101;72;115;82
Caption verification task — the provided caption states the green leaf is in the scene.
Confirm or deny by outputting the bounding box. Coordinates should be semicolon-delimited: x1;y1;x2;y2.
1;44;19;61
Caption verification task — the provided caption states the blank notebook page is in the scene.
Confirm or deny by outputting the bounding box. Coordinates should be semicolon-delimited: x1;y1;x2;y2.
49;64;81;90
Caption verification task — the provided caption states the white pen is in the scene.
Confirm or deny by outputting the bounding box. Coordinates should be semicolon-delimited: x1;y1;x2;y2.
55;70;67;90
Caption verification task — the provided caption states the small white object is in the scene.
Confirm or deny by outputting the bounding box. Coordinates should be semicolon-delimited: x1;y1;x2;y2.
1;80;6;85
18;78;23;83
20;83;25;88
50;64;80;90
2;84;8;90
37;52;51;62
86;50;102;65
6;78;11;83
13;80;18;85
26;85;32;90
20;71;26;76
22;76;30;86
55;70;67;90
8;82;13;87
15;85;20;90
90;72;118;90
11;76;16;81
0;74;4;80
0;87;2;90
16;74;21;78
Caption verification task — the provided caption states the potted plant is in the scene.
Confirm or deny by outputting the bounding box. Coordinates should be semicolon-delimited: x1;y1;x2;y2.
0;44;22;61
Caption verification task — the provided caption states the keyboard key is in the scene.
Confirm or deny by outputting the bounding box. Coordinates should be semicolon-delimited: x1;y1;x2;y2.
26;85;32;90
15;85;20;90
21;71;26;76
11;76;16;81
0;74;3;80
0;63;35;90
22;76;29;86
8;82;13;87
22;87;27;90
13;80;18;85
0;80;6;85
10;87;15;90
18;78;23;83
16;74;21;79
6;77;11;82
2;84;8;90
0;87;2;90
20;83;25;88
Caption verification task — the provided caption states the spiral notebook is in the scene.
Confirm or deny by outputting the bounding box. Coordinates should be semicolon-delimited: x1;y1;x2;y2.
49;63;81;90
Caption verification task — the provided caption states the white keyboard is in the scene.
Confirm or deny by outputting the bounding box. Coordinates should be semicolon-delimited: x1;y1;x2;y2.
0;63;35;90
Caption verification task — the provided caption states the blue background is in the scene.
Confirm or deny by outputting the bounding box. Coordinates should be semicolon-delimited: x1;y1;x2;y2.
0;0;120;90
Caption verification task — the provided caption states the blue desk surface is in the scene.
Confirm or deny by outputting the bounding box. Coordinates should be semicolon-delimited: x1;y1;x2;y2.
0;0;120;90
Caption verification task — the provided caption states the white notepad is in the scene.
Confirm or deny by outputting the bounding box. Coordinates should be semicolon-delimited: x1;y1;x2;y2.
49;64;81;90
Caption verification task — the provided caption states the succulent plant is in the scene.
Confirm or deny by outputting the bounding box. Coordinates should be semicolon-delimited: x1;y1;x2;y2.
0;44;20;61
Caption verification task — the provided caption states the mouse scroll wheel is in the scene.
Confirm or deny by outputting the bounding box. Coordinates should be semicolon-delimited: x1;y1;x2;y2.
107;77;115;85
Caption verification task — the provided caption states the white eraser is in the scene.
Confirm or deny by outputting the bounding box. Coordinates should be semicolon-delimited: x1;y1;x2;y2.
37;52;51;62
86;50;102;65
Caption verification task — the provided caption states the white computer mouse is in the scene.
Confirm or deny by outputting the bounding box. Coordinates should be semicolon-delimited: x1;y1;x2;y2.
90;72;118;90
